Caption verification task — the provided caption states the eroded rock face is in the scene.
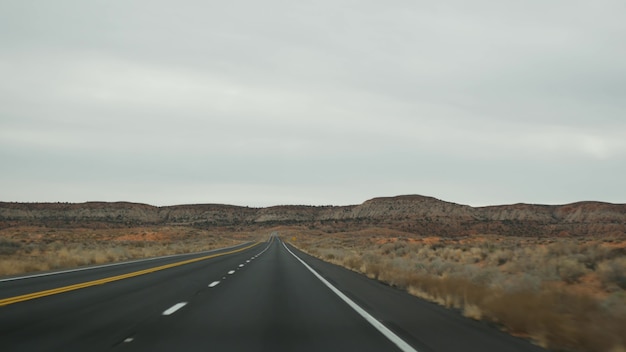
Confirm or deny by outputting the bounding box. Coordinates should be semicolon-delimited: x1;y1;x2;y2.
350;195;476;219
1;195;625;236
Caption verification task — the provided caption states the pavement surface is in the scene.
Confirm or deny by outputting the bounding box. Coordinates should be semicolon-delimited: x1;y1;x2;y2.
0;235;547;352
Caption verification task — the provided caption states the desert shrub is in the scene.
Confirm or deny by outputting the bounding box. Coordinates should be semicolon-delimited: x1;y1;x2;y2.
380;241;409;256
319;248;346;263
460;247;485;263
598;258;626;290
426;257;457;276
558;257;589;283
548;241;578;256
343;255;363;271
388;256;414;271
602;292;626;316
487;249;513;266
577;243;610;270
361;253;383;279
416;245;433;260
501;273;542;292
0;238;22;255
106;246;129;261
462;266;503;287
440;247;461;261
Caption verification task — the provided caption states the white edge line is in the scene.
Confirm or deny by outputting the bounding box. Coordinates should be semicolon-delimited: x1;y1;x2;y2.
282;241;418;352
162;302;187;316
0;242;254;283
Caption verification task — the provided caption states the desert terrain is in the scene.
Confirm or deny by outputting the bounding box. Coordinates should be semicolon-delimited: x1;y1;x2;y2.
1;195;625;352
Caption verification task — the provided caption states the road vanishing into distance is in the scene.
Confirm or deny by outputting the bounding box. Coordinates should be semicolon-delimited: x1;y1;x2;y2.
0;235;546;352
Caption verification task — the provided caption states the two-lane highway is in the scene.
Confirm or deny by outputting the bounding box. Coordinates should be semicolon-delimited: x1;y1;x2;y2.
115;236;404;352
0;235;547;352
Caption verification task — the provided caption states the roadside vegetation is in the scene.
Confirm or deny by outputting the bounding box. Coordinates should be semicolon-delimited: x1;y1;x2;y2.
0;226;256;276
286;227;626;352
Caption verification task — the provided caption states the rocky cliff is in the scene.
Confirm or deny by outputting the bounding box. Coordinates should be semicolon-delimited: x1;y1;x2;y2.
1;195;625;236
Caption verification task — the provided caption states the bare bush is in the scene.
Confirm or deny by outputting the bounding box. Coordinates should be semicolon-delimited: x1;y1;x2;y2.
598;258;626;290
558;258;589;283
0;238;22;255
343;255;363;271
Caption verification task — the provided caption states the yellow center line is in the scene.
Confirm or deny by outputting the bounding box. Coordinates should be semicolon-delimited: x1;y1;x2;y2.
0;242;261;307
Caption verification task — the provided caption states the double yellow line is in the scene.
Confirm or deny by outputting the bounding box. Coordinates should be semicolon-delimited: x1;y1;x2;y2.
0;242;261;307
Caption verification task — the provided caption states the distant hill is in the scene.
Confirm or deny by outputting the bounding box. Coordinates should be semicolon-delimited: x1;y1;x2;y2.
1;195;625;236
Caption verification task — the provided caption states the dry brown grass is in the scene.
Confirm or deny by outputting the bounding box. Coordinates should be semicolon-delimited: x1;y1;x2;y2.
291;229;626;352
0;226;258;276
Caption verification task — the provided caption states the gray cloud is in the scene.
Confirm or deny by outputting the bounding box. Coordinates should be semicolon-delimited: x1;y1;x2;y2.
1;1;625;206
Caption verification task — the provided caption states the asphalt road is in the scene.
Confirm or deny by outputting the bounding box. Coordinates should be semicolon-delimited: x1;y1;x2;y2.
0;235;547;352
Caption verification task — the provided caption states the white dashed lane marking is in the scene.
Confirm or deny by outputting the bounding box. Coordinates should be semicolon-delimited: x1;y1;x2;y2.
162;302;187;316
170;248;268;316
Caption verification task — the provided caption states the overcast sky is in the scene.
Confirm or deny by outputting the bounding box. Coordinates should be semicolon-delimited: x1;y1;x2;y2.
1;1;625;207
